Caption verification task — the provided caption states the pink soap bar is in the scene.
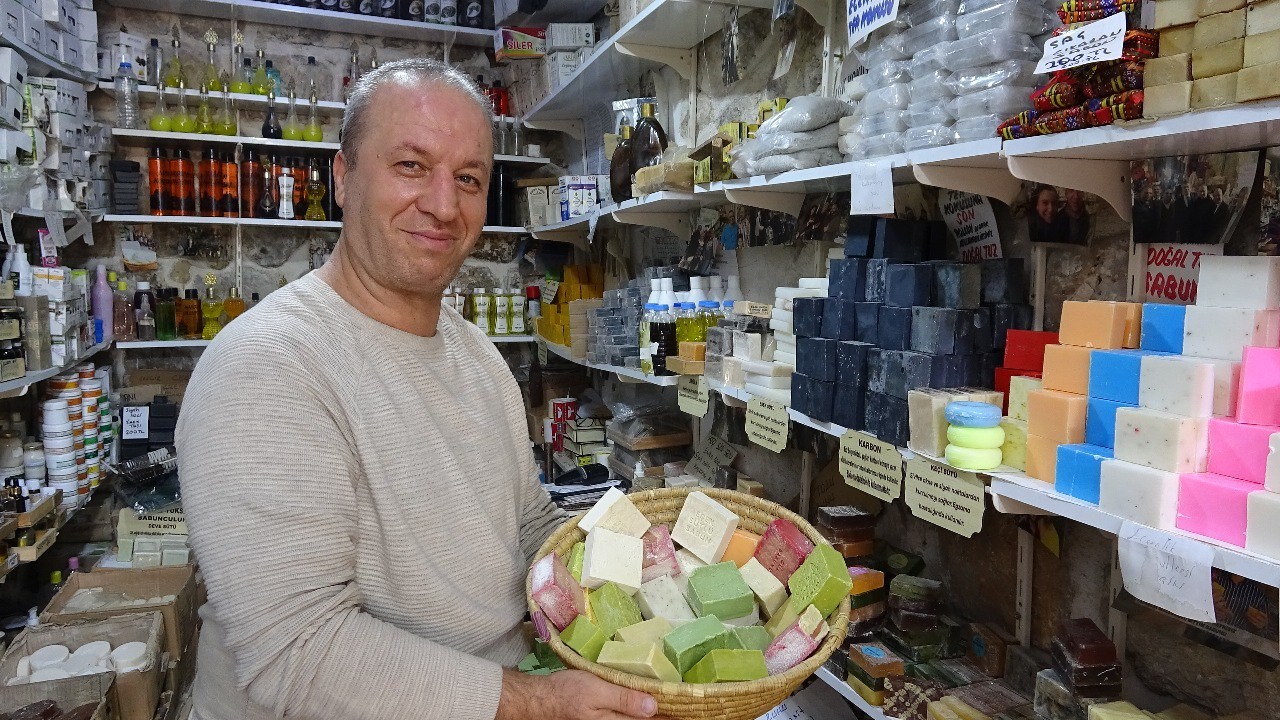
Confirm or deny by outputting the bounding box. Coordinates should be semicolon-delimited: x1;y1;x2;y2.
753;518;816;585
641;525;682;583
531;609;551;642
1176;472;1254;547
1207;418;1280;485
530;552;587;630
1237;347;1280;426
764;623;821;675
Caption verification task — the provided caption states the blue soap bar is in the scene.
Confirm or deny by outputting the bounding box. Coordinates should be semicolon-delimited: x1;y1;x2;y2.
797;337;838;382
865;259;898;303
836;341;871;387
1088;349;1161;405
1141;303;1186;354
821;299;857;340
1055;443;1114;505
845;217;876;257
1084;396;1135;449
793;297;825;338
903;352;945;394
970;308;993;353
981;259;1028;304
854;303;881;344
885;264;934;308
931;263;982;310
878;306;914;351
991;304;1034;349
945;401;1002;428
829;258;868;301
834;383;866;430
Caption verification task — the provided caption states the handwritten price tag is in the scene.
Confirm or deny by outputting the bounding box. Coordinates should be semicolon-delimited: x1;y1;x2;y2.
121;406;149;440
687;435;738;482
678;375;710;417
850;162;894;216
904;456;985;537
746;398;789;453
846;0;901;47
1117;521;1216;622
939;190;1002;261
1035;11;1127;74
537;339;548;366
839;431;904;502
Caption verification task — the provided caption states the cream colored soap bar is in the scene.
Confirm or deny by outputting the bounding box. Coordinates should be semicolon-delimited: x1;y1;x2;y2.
1192;72;1239;108
1000;417;1029;471
1199;0;1244;15
739;557;788;617
1237;61;1280;101
1144;81;1193;116
1114;407;1208;474
1161;24;1196;54
1145;53;1193;85
1193;38;1245;78
579;487;651;538
1192;8;1245;48
1248;0;1280;35
1156;0;1200;28
1245;29;1280;67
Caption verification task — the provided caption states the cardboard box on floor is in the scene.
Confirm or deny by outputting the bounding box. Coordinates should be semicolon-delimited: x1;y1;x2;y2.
0;612;164;720
43;565;199;663
0;672;112;720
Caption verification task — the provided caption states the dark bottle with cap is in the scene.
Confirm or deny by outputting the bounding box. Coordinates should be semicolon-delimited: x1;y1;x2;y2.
610;125;634;203
177;289;202;339
630;102;668;177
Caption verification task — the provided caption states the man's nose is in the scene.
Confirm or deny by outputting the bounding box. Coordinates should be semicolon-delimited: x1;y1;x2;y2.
415;170;460;224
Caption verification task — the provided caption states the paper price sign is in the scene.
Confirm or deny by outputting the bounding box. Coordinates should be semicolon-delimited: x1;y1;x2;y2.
904;456;985;537
1117;521;1216;622
746;398;789;453
121;406;149;440
678;375;710;417
850;162;894;216
847;0;901;47
1035;11;1127;74
939;190;1002;261
687;435;738;482
839;431;904;502
536;339;548;366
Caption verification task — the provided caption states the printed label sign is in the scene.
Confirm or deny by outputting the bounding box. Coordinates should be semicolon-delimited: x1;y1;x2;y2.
839;431;904;502
678;375;710;417
1118;520;1216;623
746;398;790;453
850;162;895;216
688;435;739;482
121;406;149;440
847;0;901;48
1144;243;1221;304
939;190;1003;261
541;279;560;304
1035;11;1127;74
904;456;985;537
537;339;548;366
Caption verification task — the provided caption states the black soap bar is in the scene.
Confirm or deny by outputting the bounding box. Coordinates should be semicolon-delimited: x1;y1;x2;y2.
798;337;839;382
882;350;909;399
867;348;889;395
830;258;868;300
903;351;945;393
837;341;872;387
821;299;858;340
808;377;836;423
927;220;949;261
876;219;929;261
790;373;812;417
931;263;982;309
834;383;866;430
982;258;1028;304
854;302;881;344
865;259;898;302
878;306;914;351
976;352;1000;388
940;354;974;388
794;297;826;338
866;391;910;446
884;264;934;308
911;307;961;355
846;216;876;257
991;304;1034;349
970;308;993;353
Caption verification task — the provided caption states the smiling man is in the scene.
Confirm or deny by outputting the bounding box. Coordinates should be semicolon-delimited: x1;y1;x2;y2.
177;59;660;720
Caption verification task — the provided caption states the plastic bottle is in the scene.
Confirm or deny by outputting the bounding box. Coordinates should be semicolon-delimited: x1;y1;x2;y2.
113;279;135;341
708;276;725;303
12;245;30;297
92;266;114;343
525;286;541;326
723;275;744;304
646;278;661;306
277;171;295;220
510;287;526;335
145;38;163;88
115;61;139;129
688;276;708;304
493;287;510;336
658;277;677;309
650;304;676;376
674;302;697;343
470;287;490;333
155;288;176;341
133;282;156;322
266;60;284;96
136;296;156;341
639;303;656;375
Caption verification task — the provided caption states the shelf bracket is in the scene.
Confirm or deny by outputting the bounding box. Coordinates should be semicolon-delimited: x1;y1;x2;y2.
611;211;689;236
614;43;695;80
723;188;806;216
522;119;584;141
911;164;1024;206
1005;155;1133;222
796;0;832;26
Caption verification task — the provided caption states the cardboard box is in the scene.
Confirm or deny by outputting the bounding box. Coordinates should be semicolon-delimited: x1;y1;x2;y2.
547;22;595;51
44;565;199;661
0;0;22;40
495;26;546;61
0;671;111;719
1;612;164;720
543;50;581;89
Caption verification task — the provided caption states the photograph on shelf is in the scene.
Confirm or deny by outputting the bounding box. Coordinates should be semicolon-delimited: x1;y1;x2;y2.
736;205;798;247
1130;152;1259;246
682;207;740;277
1261;148;1280;256
794;192;850;245
1026;183;1095;246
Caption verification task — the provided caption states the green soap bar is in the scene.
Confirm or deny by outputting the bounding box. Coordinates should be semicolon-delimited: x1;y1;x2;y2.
534;641;559;668
947;424;1006;449
851;586;889;610
597;641;682;682
845;656;887;691
518;653;540;672
727;625;772;652
882;546;925;576
683;648;768;684
663;615;731;674
562;616;608;662
615;617;673;645
882;631;945;663
687;561;756;621
765;596;804;637
908;661;959;688
589;582;644;639
568;542;586;583
787;545;853;617
888;574;942;601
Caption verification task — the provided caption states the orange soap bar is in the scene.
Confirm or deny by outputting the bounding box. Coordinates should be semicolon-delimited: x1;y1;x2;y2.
1027;389;1087;444
1042;344;1093;395
1026;433;1060;483
1121;303;1142;349
722;529;762;568
848;566;885;595
1059;301;1128;349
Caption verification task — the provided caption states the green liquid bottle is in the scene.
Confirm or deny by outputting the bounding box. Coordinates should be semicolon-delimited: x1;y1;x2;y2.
281;89;303;141
172;81;197;133
149;87;172;131
155;288;177;341
302;94;324;143
195;84;215;134
230;58;253;94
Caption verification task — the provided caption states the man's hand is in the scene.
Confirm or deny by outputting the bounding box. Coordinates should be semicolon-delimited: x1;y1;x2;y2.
497;668;662;720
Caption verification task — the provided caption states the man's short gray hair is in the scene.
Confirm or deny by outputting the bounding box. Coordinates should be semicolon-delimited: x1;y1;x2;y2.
340;58;491;168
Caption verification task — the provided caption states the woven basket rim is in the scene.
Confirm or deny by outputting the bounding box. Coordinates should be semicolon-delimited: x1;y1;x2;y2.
525;487;851;699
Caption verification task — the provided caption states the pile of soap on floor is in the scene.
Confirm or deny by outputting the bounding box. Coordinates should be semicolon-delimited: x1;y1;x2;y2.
1;700;100;720
728;96;847;178
5;640;149;686
529;488;852;684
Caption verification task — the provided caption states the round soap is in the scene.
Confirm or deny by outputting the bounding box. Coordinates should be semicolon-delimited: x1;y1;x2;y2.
944;401;1002;428
28;668;71;682
945;444;1003;471
29;645;69;671
110;642;148;672
70;641;111;664
947;424;1006;450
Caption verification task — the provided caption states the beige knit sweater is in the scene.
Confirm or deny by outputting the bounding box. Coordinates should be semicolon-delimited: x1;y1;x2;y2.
177;272;565;720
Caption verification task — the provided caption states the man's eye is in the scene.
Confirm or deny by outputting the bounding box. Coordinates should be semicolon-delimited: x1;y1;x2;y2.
458;175;479;186
399;161;422;171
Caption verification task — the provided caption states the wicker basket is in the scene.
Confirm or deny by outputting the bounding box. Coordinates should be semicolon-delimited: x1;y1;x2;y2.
525;488;851;720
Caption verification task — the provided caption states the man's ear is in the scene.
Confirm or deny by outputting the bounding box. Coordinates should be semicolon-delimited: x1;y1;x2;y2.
334;150;349;209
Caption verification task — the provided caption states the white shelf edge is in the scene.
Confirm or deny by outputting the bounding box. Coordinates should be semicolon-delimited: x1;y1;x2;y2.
537;334;677;386
494;154;551;165
813;667;887;719
103;214;342;229
111;128;340;150
491;335;535;344
0;340;110;395
483;225;529;234
116;340;212;349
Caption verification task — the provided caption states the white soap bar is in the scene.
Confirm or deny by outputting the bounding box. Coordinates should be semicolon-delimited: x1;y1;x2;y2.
745;383;792;405
1156;0;1199;27
768;318;794;334
1237;60;1280;101
740;557;788;617
724;602;762;627
1244;28;1280;67
1192;8;1245;48
1195;256;1280;309
745;372;793;389
1267;433;1280;493
1144;53;1192;85
666;474;703;490
776;337;798;353
1191;72;1239;108
1248;0;1280;35
1199;0;1244;15
796;605;830;643
582;527;645;594
772;309;794;324
1245;488;1280;559
1139;355;1215;417
723;356;746;387
578;487;651;538
29;645;69;671
733;331;764;361
671;491;740;565
1182;306;1280;361
1192;38;1244;79
1199;358;1241;417
1114;407;1208;474
798;277;830;291
70;641;111;664
741;359;791;376
636;575;697;624
15;657;29;678
1099;459;1181;529
775;287;825;300
1143;81;1193;116
773;351;798;368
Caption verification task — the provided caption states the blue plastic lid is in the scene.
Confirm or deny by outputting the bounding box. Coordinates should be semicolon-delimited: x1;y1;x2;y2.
655;304;670;311
699;300;720;309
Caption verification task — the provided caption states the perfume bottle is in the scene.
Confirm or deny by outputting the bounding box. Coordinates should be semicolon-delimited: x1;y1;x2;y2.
148;86;172;131
629;102;668;176
304;164;327;221
176;289;202;339
282;85;303;141
201;274;223;340
256;165;277;218
203;30;223;91
342;43;360;103
214;78;237;135
302;92;323;143
251;49;270;95
261;90;282;139
195;84;215;134
223;287;246;323
231;57;253;94
155;288;176;341
172;80;196;133
162;27;184;88
610;124;634;203
230;31;245;91
305;56;320;102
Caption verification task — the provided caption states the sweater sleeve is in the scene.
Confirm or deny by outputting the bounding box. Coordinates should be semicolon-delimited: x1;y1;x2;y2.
177;338;503;720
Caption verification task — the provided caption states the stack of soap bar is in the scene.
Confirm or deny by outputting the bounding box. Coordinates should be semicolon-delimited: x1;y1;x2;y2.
582;527;644;594
817;505;876;542
684;648;768;683
597;640;683;681
910;389;962;456
1236;346;1280;425
671;491;740;564
848;566;889;629
562;615;608;662
829;258;868;300
687;562;756;621
636;575;696;624
884;675;947;720
786;544;853;616
579;487;651;537
932;262;982;309
1089;350;1153;406
1026;389;1090;483
1141;303;1186;353
589;582;644;638
967;622;1016;678
1196;256;1280;309
1177;472;1254;545
1139;355;1215;417
1099;460;1181;529
849;642;907;705
720;529;761;568
944;401;1005;470
1055;444;1114;504
1042;343;1094;396
1060;301;1129;349
640;525;680;583
663;615;731;674
1207;417;1280;484
1182;305;1280;361
1004;330;1059;372
753;518;816;584
530;552;587;631
1050;618;1120;698
1247;486;1280;559
885;264;934;307
887;575;942;634
615;617;672;645
1113;407;1208;474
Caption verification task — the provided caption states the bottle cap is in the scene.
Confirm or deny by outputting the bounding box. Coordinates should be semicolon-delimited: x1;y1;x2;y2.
230;287;241;299
699;301;719;308
185;289;199;300
68;557;79;571
655;304;669;311
137;281;150;290
50;571;61;585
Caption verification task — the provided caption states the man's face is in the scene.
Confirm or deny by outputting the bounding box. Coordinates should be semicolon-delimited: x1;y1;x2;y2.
1036;191;1056;223
334;81;492;300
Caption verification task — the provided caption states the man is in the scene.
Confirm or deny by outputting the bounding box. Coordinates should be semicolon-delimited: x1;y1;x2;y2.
177;59;660;720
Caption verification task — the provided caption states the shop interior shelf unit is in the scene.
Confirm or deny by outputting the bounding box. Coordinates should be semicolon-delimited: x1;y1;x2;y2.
814;667;887;720
116;340;213;350
0;339;110;396
491;335;535;343
0;33;95;84
102;215;528;234
103;0;495;45
111;127;341;151
538;334;679;386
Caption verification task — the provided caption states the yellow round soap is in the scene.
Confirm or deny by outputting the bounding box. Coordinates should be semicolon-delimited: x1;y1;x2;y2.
944;444;1003;471
946;424;1006;449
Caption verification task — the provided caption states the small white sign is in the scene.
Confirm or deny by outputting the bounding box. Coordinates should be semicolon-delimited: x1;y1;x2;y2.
939;190;1003;261
1035;11;1127;74
850;162;894;216
1118;520;1216;623
121;406;149;440
847;0;901;48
